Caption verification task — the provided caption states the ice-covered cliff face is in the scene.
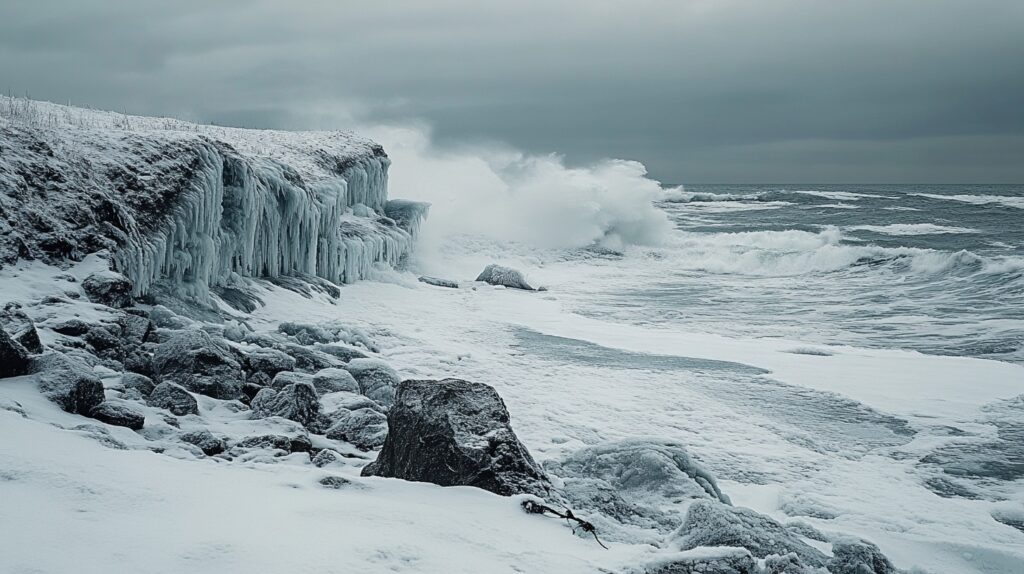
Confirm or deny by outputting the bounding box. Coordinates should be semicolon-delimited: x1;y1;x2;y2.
0;98;428;300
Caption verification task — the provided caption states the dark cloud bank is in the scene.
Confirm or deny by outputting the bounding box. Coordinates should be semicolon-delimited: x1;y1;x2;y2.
2;0;1022;183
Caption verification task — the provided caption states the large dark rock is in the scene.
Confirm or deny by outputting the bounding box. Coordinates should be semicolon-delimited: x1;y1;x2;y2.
117;312;153;347
828;539;897;574
361;378;552;498
31;352;105;414
152;330;244;399
89;401;145;430
671;499;828;567
147;381;199;416
250;382;320;427
0;328;31;378
345;359;400;407
1;304;42;354
120;372;155;396
82;270;134;308
476;264;535;291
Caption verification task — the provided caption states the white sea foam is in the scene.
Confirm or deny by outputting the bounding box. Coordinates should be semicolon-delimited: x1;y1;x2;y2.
913;193;1024;209
847;223;979;236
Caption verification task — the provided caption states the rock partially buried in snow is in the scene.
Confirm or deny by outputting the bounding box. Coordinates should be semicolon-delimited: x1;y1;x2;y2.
1;305;42;354
271;371;315;390
639;547;756;574
250;383;320;427
32;352;105;414
418;276;459;289
828;538;897;574
88;401;145;430
345;358;400;407
81;270;134;308
152;330;244;399
120;372;155;396
315;343;368;363
147;381;199;416
179;430;226;456
311;367;359;394
245;347;296;377
0;327;31;378
312;449;347;468
670;499;828;567
361;378;553;498
476;264;535;291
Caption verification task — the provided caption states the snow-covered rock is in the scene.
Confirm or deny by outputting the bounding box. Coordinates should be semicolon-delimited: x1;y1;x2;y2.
147;381;199;416
152;330;244;399
250;383;320;427
81;270;134;308
179;430;226;456
311;367;360;394
418;276;460;289
638;547;757;574
245;347;296;377
89;401;145;430
0;304;42;354
476;264;535;290
315;343;368;362
828;538;897;574
345;358;401;407
324;407;388;450
362;378;553;498
670;499;828;567
270;370;315;390
31;352;105;414
120;373;155;396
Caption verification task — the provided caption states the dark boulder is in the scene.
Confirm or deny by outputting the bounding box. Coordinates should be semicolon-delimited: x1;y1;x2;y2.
117;312;153;347
671;499;828;567
361;378;553;498
180;430;226;456
0;328;31;378
152;330;244;399
476;264;535;291
89;401;145;430
52;319;91;337
120;372;155;396
32;352;105;414
235;433;312;454
147;381;199;416
278;342;343;373
312;449;346;467
642;548;756;574
250;382;320;427
1;304;42;354
271;371;314;390
82;270;134;308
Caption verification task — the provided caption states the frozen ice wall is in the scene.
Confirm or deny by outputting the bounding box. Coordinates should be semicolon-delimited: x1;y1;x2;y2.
0;97;427;300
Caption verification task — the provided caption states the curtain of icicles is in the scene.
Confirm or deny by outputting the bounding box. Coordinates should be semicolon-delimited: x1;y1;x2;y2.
112;143;423;299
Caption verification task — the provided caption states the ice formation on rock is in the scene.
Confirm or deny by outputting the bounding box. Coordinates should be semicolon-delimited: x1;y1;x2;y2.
0;97;428;302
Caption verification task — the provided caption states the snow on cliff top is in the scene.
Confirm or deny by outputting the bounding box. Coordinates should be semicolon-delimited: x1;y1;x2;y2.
0;95;385;183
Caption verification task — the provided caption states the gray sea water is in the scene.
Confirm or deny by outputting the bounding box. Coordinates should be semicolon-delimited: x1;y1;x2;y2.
577;184;1024;365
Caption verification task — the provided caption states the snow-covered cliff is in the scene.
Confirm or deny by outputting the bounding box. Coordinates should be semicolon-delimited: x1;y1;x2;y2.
0;97;427;301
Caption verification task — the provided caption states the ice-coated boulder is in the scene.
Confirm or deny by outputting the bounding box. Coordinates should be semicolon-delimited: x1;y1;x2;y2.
278;322;337;345
250;383;320;427
32;352;105;414
120;372;155;396
1;304;42;354
476;264;535;291
278;342;344;373
325;407;388;450
245;347;296;377
640;547;756;574
671;499;827;567
345;358;400;407
147;381;199;416
271;371;315;390
361;378;553;498
234;432;312;454
315;343;368;363
312;449;346;468
152;329;244;399
180;430;226;456
81;270;134;308
312;367;360;394
828;538;897;574
89;401;145;430
545;439;731;534
0;327;31;378
418;276;459;289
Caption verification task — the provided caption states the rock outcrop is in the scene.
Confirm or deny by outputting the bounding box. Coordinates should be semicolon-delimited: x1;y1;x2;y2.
362;378;552;498
476;264;535;290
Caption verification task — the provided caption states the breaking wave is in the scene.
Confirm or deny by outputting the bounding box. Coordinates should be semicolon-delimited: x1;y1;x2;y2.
912;193;1024;210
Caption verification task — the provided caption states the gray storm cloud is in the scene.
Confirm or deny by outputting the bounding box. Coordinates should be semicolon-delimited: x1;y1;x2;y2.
1;0;1022;182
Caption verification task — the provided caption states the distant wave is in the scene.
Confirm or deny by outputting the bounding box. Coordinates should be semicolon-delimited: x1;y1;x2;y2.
847;223;979;236
663;227;1022;279
913;193;1024;210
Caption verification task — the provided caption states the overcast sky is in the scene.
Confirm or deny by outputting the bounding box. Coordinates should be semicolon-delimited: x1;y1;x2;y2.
2;0;1022;183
